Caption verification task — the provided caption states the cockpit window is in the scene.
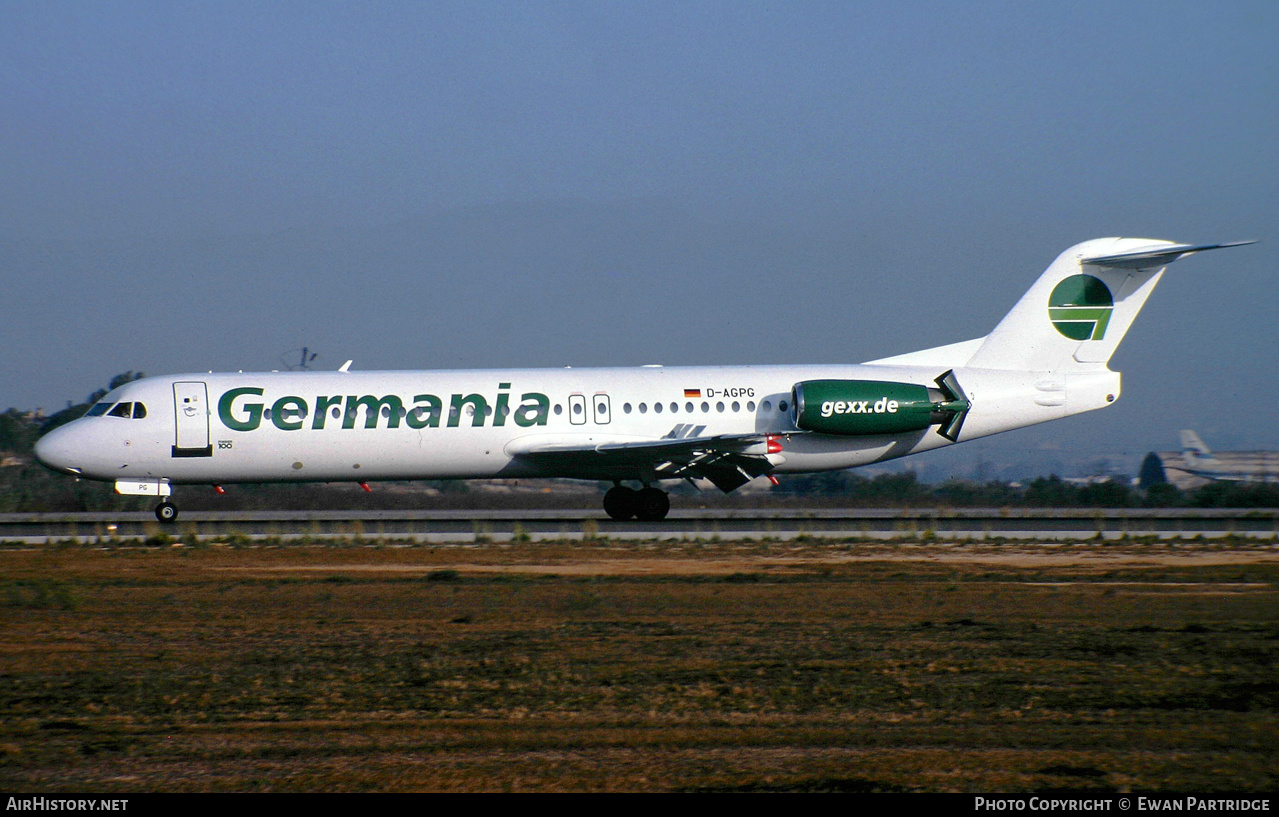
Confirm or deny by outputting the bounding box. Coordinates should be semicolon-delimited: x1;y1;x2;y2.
98;401;147;419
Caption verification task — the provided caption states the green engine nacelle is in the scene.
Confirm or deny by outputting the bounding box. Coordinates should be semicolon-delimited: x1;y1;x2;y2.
792;372;971;440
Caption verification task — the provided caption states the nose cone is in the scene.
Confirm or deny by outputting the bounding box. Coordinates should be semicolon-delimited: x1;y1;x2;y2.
34;425;84;476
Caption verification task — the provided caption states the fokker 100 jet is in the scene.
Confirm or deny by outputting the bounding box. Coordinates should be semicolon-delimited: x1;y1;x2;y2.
36;237;1253;522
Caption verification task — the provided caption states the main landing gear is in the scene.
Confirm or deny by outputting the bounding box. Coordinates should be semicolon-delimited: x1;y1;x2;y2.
603;484;671;521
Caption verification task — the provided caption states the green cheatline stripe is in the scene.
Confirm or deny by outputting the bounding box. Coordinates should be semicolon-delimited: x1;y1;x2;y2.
1049;307;1113;341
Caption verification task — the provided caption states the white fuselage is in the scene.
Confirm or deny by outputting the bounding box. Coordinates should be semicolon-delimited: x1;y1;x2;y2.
34;362;1121;486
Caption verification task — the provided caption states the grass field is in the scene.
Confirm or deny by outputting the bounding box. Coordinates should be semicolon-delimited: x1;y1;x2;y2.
1;537;1276;792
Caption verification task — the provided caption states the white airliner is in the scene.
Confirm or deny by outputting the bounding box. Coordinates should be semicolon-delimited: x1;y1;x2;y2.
35;237;1253;522
1179;430;1279;484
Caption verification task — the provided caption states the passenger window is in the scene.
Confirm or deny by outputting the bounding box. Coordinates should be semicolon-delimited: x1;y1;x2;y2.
133;403;147;419
107;402;132;418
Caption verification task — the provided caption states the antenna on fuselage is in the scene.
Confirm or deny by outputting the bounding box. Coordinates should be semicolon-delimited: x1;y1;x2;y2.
281;347;319;371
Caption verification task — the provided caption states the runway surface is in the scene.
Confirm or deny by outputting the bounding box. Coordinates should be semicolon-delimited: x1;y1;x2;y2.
3;507;1277;543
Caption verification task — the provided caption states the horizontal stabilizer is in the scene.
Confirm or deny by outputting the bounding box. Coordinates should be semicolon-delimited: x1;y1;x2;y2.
1082;241;1255;269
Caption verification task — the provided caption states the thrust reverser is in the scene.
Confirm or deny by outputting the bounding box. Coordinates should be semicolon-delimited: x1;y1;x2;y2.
791;370;971;441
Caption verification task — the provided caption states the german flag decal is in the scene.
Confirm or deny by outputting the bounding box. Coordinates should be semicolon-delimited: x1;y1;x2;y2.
683;389;701;398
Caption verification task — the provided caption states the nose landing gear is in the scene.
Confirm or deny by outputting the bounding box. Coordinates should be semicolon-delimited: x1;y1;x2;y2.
155;501;178;523
113;479;179;523
602;483;670;521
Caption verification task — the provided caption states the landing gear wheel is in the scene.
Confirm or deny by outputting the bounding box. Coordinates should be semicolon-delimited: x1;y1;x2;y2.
155;501;178;523
634;487;670;522
603;486;638;520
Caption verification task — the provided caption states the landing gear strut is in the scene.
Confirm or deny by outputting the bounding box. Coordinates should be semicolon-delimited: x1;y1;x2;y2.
155;501;178;523
602;484;670;521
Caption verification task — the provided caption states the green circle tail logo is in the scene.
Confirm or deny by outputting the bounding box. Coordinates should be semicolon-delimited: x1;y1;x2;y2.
1049;274;1113;340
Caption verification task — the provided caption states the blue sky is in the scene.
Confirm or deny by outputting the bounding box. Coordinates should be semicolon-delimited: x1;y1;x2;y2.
2;1;1275;478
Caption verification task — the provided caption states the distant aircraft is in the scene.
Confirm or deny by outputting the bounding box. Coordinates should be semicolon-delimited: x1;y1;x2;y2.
36;238;1253;522
1179;430;1279;484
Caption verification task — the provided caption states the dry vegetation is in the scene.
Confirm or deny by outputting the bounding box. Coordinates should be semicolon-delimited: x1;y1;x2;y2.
1;537;1276;792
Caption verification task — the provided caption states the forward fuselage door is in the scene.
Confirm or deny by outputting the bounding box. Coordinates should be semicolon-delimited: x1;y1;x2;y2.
172;381;213;457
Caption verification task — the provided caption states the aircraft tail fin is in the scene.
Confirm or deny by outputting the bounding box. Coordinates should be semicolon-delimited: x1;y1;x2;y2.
966;239;1254;373
1181;430;1222;470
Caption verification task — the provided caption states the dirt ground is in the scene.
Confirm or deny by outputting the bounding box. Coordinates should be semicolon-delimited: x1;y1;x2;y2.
2;538;1276;792
207;540;1279;574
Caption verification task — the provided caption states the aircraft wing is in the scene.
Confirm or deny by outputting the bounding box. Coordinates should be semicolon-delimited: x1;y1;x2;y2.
507;430;785;492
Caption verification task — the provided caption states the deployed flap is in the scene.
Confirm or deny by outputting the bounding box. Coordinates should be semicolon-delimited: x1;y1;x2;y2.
666;450;777;493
